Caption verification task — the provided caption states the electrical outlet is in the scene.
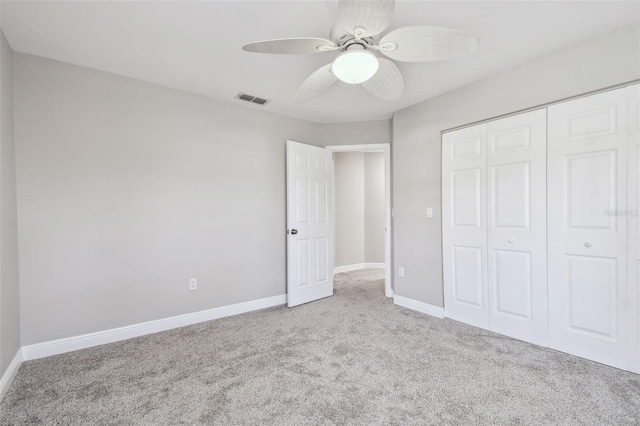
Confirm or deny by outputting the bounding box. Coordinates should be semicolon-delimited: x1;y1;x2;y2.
426;207;433;218
189;278;197;290
399;267;405;278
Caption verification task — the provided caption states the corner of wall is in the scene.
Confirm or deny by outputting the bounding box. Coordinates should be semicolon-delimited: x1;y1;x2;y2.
0;27;22;386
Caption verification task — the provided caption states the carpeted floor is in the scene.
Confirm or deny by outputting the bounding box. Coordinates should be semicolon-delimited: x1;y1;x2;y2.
1;269;639;425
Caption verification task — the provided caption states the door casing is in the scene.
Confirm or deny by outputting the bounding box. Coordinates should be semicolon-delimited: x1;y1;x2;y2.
326;144;393;298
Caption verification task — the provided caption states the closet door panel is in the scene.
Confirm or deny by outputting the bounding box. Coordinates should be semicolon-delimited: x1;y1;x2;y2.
548;88;628;369
487;109;547;345
628;84;639;374
443;124;489;328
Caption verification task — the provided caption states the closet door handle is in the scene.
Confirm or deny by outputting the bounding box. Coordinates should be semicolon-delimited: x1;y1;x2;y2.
584;242;592;248
507;238;515;244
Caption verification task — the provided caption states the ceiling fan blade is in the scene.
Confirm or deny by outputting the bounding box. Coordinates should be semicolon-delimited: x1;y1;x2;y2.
294;64;338;104
378;26;479;62
362;58;403;101
337;0;395;38
242;38;338;54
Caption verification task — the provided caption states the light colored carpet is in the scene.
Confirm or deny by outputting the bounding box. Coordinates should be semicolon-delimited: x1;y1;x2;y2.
1;269;639;425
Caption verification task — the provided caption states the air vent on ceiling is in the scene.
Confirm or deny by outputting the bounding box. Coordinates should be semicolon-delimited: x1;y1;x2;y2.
235;92;270;106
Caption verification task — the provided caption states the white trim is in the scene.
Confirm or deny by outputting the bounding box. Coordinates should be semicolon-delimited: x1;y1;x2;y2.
22;294;286;361
383;145;392;298
0;349;23;403
393;295;445;318
334;263;366;273
325;143;393;298
334;263;385;274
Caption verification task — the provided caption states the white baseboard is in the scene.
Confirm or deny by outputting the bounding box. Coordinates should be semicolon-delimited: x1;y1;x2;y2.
0;348;24;403
22;294;286;361
334;263;366;273
393;295;445;318
334;263;385;274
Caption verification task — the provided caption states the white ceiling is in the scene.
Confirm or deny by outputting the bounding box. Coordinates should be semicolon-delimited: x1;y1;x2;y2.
2;1;639;123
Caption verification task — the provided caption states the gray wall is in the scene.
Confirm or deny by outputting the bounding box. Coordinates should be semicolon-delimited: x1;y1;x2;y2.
364;152;384;264
321;120;391;146
13;53;324;345
0;30;20;377
334;152;385;267
334;152;365;267
392;22;640;307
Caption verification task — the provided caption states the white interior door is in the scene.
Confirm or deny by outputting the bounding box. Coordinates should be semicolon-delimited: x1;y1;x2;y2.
628;84;640;374
487;109;548;346
286;140;334;307
443;124;489;328
548;88;629;369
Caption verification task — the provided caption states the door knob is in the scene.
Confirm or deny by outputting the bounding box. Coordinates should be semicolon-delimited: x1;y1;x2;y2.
584;242;592;248
507;238;515;244
289;229;298;235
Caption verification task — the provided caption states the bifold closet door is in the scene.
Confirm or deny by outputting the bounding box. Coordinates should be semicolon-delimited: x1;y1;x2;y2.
548;88;629;370
486;110;547;346
628;84;640;374
443;124;489;329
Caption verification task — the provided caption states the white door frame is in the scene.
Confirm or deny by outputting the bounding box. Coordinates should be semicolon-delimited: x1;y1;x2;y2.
325;143;393;298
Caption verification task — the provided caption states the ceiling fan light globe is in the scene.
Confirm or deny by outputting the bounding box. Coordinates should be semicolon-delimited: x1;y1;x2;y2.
332;50;379;84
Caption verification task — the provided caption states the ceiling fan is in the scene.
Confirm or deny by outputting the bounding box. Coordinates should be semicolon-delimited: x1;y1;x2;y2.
242;0;479;104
